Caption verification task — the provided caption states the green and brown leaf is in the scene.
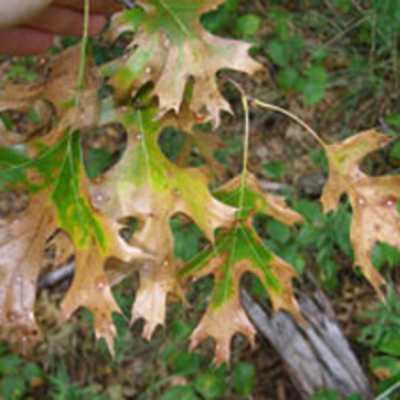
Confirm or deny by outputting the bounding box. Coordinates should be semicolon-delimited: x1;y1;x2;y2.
91;108;235;339
107;0;263;125
180;173;303;365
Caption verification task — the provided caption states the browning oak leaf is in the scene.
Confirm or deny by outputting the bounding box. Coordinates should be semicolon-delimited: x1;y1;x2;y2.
46;230;74;268
0;48;140;352
61;215;143;353
105;6;144;42
321;129;391;211
52;130;148;353
91;109;235;338
129;241;178;340
0;190;56;348
91;109;235;237
0;84;44;113
0;46;99;142
108;0;263;124
42;46;99;123
0;128;147;352
180;173;303;365
321;130;399;298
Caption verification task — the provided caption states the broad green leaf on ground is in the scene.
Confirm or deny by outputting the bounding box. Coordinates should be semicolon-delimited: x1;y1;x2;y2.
91;108;235;339
321;130;400;299
179;173;303;365
107;0;263;125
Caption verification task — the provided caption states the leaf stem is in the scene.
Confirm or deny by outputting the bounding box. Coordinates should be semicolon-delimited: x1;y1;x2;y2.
75;0;90;104
251;98;328;150
224;77;251;214
239;91;250;213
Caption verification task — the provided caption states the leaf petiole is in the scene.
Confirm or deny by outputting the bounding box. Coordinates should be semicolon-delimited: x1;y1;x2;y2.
251;98;328;150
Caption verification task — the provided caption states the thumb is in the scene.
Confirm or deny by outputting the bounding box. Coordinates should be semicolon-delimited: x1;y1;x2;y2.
0;0;53;28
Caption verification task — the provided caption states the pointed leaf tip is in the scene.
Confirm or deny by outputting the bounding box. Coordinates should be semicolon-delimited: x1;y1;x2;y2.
190;299;256;366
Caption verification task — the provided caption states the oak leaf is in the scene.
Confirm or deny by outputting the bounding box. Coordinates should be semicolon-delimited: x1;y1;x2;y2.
321;130;399;298
108;0;263;124
51;130;148;353
0;191;56;348
91;109;235;338
0;46;99;138
0;59;146;352
0;126;149;352
180;173;303;364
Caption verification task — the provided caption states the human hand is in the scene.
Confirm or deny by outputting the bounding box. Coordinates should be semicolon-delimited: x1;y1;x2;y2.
0;0;121;56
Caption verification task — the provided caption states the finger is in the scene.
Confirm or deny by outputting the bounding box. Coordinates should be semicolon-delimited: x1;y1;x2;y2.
0;27;53;56
0;0;52;29
54;0;122;15
25;5;106;37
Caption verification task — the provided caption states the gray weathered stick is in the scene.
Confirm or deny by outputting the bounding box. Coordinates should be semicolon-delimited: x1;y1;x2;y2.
242;285;372;399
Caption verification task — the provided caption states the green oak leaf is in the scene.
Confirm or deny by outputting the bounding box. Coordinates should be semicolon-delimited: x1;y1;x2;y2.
179;173;303;365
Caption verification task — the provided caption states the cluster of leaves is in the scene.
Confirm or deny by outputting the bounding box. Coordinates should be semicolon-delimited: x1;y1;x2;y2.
0;344;104;400
310;390;362;400
0;342;43;400
260;0;400;133
0;0;399;370
359;287;400;397
264;6;329;105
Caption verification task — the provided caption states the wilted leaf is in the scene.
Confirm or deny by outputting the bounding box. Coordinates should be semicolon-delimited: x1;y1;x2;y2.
321;130;399;298
108;0;263;124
